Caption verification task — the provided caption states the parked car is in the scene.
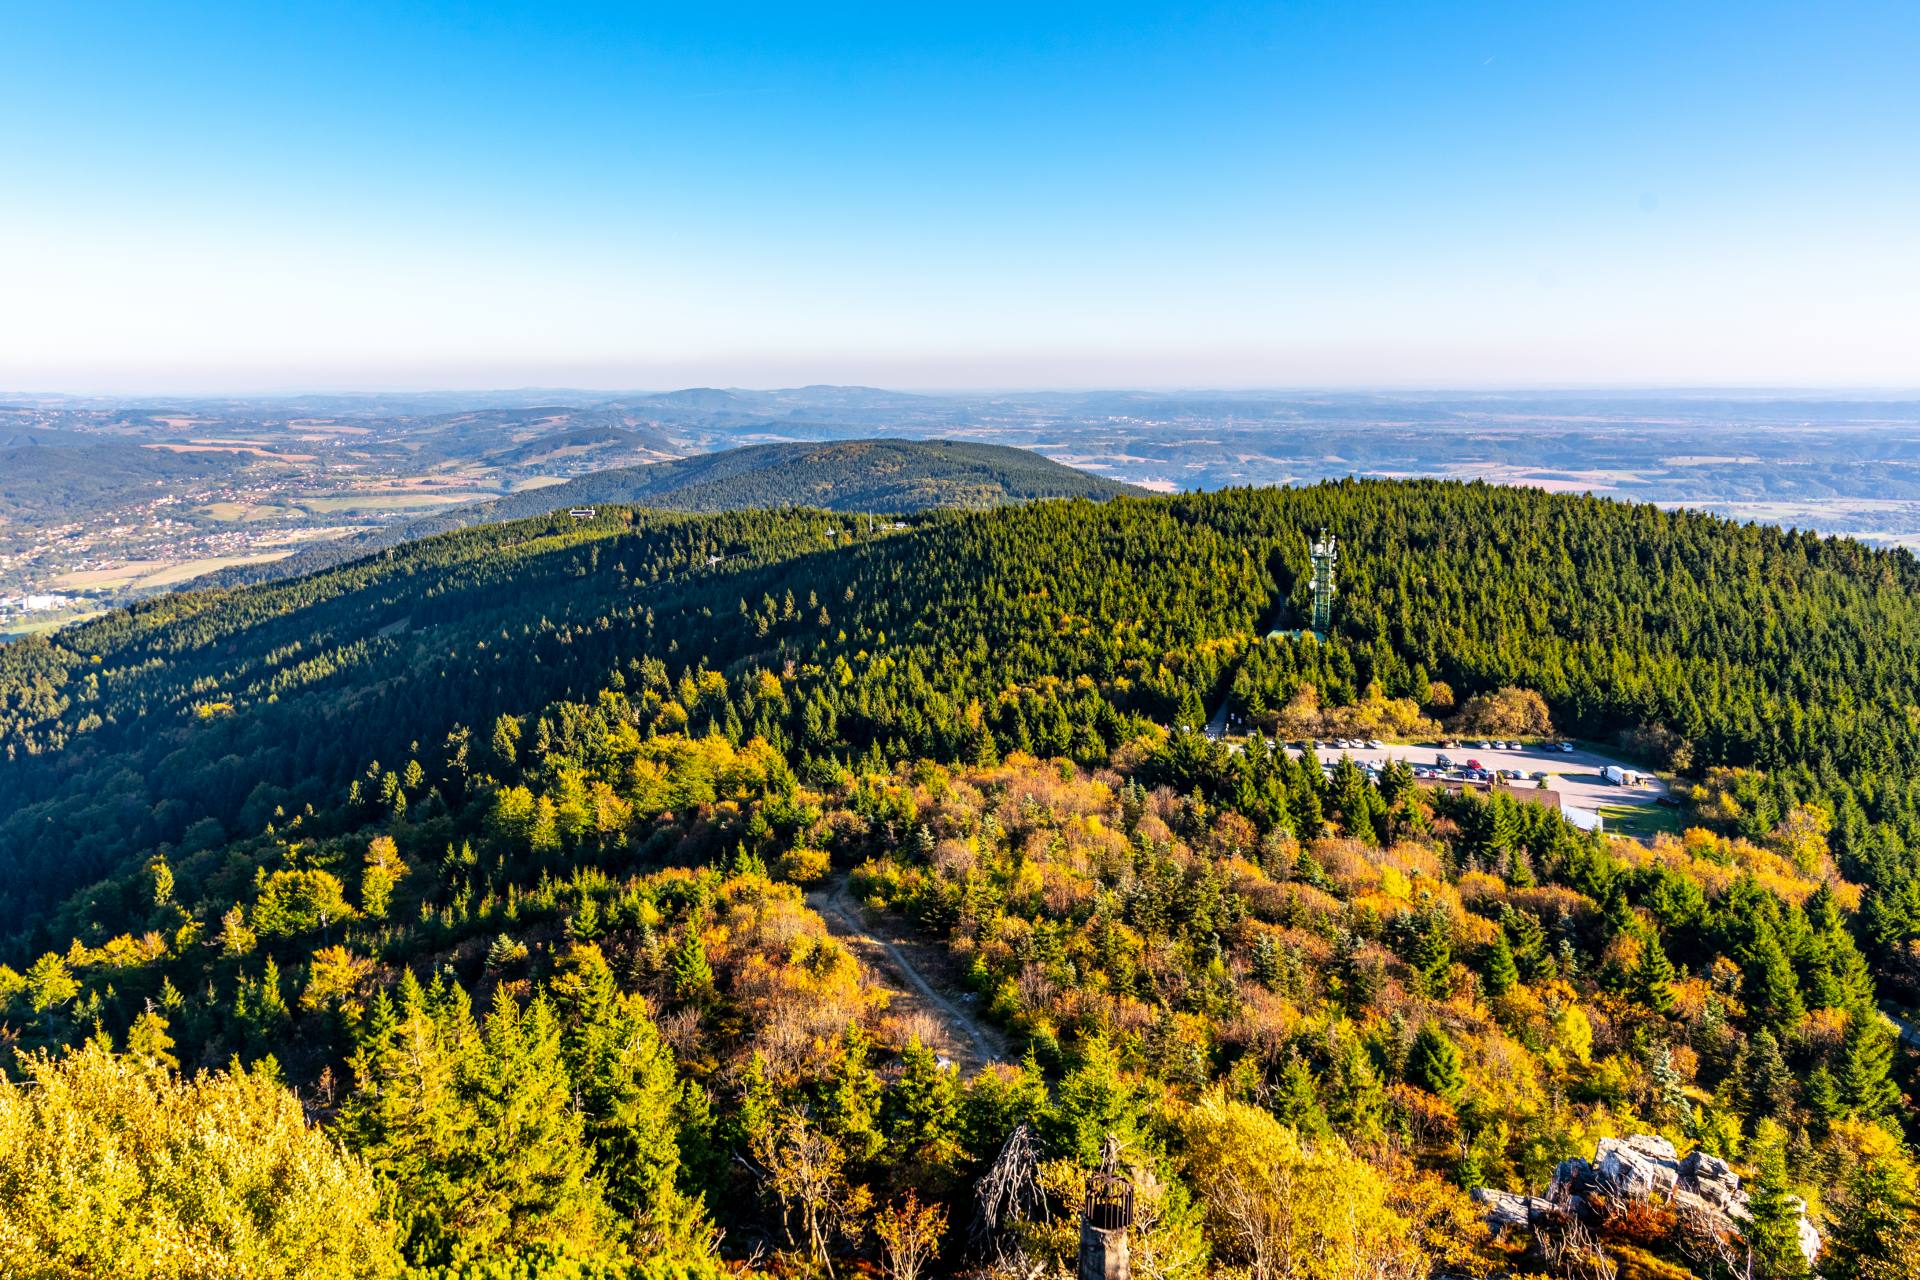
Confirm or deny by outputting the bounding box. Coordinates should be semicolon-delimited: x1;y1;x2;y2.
1466;758;1483;770
1436;753;1453;768
1367;738;1385;750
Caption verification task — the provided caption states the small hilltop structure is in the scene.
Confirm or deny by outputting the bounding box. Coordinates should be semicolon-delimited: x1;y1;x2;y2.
1078;1142;1134;1280
1267;529;1337;641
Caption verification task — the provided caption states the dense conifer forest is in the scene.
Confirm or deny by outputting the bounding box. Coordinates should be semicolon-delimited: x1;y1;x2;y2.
4;479;1919;1279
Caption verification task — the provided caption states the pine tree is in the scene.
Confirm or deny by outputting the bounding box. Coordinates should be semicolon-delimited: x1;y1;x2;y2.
1408;907;1453;999
1740;1029;1795;1129
1634;932;1677;1015
1749;931;1807;1033
882;1037;964;1177
549;945;696;1238
1744;1119;1810;1279
1837;1005;1900;1122
1822;1137;1920;1280
673;927;715;1003
1483;930;1519;997
1270;1053;1328;1136
1408;1020;1467;1102
127;1007;178;1072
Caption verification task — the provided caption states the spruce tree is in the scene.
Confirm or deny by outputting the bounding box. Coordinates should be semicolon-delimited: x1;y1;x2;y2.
1408;908;1454;999
549;945;695;1237
822;1023;885;1162
1740;1029;1795;1129
1270;1053;1328;1136
1325;1023;1388;1143
883;1037;964;1175
1501;906;1552;980
1823;1140;1920;1280
1749;931;1807;1033
1837;1005;1900;1122
1634;932;1678;1015
1744;1120;1810;1280
1483;930;1520;997
672;927;715;1003
470;989;611;1255
1408;1020;1467;1102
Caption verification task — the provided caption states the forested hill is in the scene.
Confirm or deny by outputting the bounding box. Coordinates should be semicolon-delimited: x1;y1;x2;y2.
528;438;1139;511
220;438;1136;586
11;478;1920;965
10;478;1920;1279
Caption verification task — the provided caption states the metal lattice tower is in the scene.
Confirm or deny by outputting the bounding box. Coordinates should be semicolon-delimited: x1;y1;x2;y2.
1309;530;1337;634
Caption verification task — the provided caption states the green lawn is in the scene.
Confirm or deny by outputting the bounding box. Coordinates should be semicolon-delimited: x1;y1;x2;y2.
1599;802;1683;841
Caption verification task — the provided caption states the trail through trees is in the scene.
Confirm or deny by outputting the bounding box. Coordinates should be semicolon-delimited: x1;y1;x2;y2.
806;875;1010;1073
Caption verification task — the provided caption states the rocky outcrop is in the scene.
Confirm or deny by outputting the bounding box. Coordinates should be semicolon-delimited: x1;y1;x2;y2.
1470;1188;1560;1232
1477;1134;1821;1269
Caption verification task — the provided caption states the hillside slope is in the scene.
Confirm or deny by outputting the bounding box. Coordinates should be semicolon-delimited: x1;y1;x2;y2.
218;438;1134;586
8;479;1920;950
6;478;1920;1280
0;440;242;526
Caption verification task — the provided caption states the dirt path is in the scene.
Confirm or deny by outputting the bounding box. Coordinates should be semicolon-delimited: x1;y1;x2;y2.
806;875;1011;1073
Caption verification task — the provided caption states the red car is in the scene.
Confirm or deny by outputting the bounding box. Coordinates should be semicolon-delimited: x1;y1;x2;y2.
1465;758;1483;770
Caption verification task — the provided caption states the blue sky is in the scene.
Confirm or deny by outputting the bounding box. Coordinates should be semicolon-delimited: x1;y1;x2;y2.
1;2;1915;391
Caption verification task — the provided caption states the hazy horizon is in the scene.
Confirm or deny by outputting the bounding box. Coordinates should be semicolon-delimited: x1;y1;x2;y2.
7;382;1920;403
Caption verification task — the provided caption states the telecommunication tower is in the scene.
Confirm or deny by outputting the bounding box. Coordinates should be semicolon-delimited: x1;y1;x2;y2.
1309;530;1337;635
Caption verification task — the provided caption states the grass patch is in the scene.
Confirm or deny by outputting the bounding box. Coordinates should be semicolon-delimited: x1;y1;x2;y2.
297;491;492;513
198;502;297;521
1600;803;1682;841
52;553;292;592
2;609;105;639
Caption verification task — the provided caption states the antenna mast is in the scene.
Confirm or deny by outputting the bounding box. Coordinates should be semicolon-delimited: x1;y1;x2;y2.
1309;530;1337;635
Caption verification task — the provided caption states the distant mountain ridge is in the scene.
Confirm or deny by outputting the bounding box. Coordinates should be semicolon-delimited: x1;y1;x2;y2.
213;438;1134;586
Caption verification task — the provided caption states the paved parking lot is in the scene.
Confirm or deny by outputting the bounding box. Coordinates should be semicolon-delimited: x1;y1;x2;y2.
1255;738;1672;821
